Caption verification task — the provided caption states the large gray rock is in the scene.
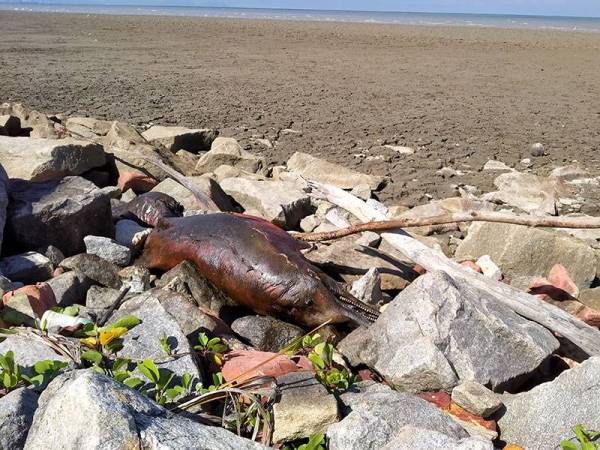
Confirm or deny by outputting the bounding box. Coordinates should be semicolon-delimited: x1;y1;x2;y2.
109;291;201;379
195;137;263;175
455;222;597;289
0;388;39;450
451;382;503;417
151;176;234;212
142;125;217;153
231;315;304;353
339;271;558;393
273;372;339;444
287;152;384;190
0;252;53;284
7;177;114;256
24;370;265;450
60;254;121;289
0;334;69;369
327;382;469;450
65;117;112;139
0;103;58;139
45;270;93;307
381;426;492;450
84;235;131;266
497;357;600;449
0;136;106;182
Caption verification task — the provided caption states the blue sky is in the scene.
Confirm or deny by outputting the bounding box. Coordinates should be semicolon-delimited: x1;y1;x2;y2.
16;1;600;17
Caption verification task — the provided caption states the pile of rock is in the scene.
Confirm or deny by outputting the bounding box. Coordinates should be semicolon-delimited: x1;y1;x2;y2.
0;103;600;449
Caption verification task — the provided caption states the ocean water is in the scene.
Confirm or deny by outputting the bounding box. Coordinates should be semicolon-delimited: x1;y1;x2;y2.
1;3;600;33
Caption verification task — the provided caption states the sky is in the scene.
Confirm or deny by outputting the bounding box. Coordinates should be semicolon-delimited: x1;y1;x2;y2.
11;1;600;18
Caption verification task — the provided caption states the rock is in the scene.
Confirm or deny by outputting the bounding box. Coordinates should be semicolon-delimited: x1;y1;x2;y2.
350;268;383;305
530;142;545;157
384;144;415;155
114;219;149;249
455;222;597;290
141;125;218;153
7;176;114;256
46;270;93;307
195;137;263;175
0;274;18;297
109;292;201;379
327;382;469;450
451;382;503;417
222;350;303;383
118;266;151;293
151;176;234;212
85;285;121;315
117;171;159;194
0;252;53;284
300;214;320;232
338;272;558;392
38;245;65;267
287;152;384;190
60;254;121;289
273;372;339;443
482;160;513;171
231;316;304;352
84;236;131;266
550;164;588;181
381;425;493;450
64;116;112;138
350;183;372;201
0;136;106;182
482;171;571;215
219;178;312;229
0;115;22;136
475;255;502;281
580;287;600;310
0;388;39;450
0;334;69;368
497;357;600;449
0;103;58;138
24;370;265;450
2;283;56;325
212;164;265;182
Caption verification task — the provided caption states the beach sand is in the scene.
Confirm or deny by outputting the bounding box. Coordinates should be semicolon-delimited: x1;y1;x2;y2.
1;11;599;206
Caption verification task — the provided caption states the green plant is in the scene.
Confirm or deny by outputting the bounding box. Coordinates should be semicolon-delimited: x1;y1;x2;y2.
21;359;68;391
307;342;356;394
561;425;600;450
0;351;67;395
0;351;23;392
283;432;326;450
194;333;228;366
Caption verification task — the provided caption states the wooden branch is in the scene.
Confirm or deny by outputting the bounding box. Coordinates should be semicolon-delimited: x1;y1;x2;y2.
297;210;600;242
307;181;600;356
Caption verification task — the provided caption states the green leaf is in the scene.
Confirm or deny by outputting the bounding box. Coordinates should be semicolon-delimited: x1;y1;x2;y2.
181;373;192;390
304;433;325;450
81;350;103;365
112;358;130;373
106;315;141;331
123;377;144;389
308;353;325;370
138;360;160;383
113;372;131;383
198;333;209;347
165;386;184;399
63;306;79;317
157;369;176;390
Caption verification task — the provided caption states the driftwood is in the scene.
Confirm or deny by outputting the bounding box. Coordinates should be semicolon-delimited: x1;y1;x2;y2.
297;210;600;242
307;181;600;356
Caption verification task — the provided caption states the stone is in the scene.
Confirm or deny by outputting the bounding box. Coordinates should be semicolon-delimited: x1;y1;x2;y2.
64;116;112;139
84;235;131;266
219;178;312;229
231;316;304;353
475;255;502;281
60;254;121;289
381;426;493;450
109;292;201;379
39;245;65;267
327;382;469;450
141;125;218;153
451;382;503;417
273;372;339;443
580;287;600;310
384;144;415;155
85;285;121;315
195;137;263;174
212;164;265;182
530;142;545;157
550;164;588;181
0;388;39;450
350;183;372;201
0;136;106;182
482;160;513;171
497;357;600;449
350;268;383;305
118;266;151;293
114;219;149;249
2;283;57;325
7;177;114;256
117;171;159;194
300;214;320;232
338;272;558;393
222;350;302;383
0;252;53;284
24;370;265;450
0;103;58;139
0;115;22;136
46;270;93;307
455;222;597;290
151;176;234;212
0;334;69;369
287;152;384;190
0;274;18;297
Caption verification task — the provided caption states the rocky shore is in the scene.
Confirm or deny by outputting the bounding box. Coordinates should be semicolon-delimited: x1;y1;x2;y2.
1;103;600;449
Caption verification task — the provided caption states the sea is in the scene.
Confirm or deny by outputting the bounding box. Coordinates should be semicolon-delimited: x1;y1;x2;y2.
1;3;600;33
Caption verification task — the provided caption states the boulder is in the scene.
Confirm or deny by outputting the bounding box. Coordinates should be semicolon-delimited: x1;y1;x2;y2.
84;236;131;266
60;254;121;289
24;370;265;450
2;283;56;325
219;178;312;229
0;115;22;136
497;357;600;449
338;272;558;393
451;382;503;417
455;223;597;290
109;292;201;379
0;333;69;368
118;266;151;293
273;372;339;443
0;136;106;182
0;252;53;284
7;177;114;256
45;270;93;307
85;285;121;316
327;382;469;450
141;125;218;153
0;103;59;139
287;152;384;190
64;117;112;139
381;426;493;450
231;316;304;352
195;137;263;175
0;388;39;450
151;176;234;212
350;268;383;305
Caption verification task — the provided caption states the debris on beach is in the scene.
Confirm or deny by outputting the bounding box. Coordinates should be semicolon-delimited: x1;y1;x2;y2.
1;103;600;449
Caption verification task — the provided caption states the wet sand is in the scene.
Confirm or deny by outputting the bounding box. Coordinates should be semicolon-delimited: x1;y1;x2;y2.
1;11;600;206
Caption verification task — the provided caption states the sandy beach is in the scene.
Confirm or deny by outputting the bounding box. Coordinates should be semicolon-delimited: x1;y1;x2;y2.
1;11;599;206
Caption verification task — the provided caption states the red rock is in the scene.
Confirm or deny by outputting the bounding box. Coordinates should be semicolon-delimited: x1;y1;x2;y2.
2;283;57;318
548;264;579;298
53;267;66;277
222;350;306;383
117;172;159;194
